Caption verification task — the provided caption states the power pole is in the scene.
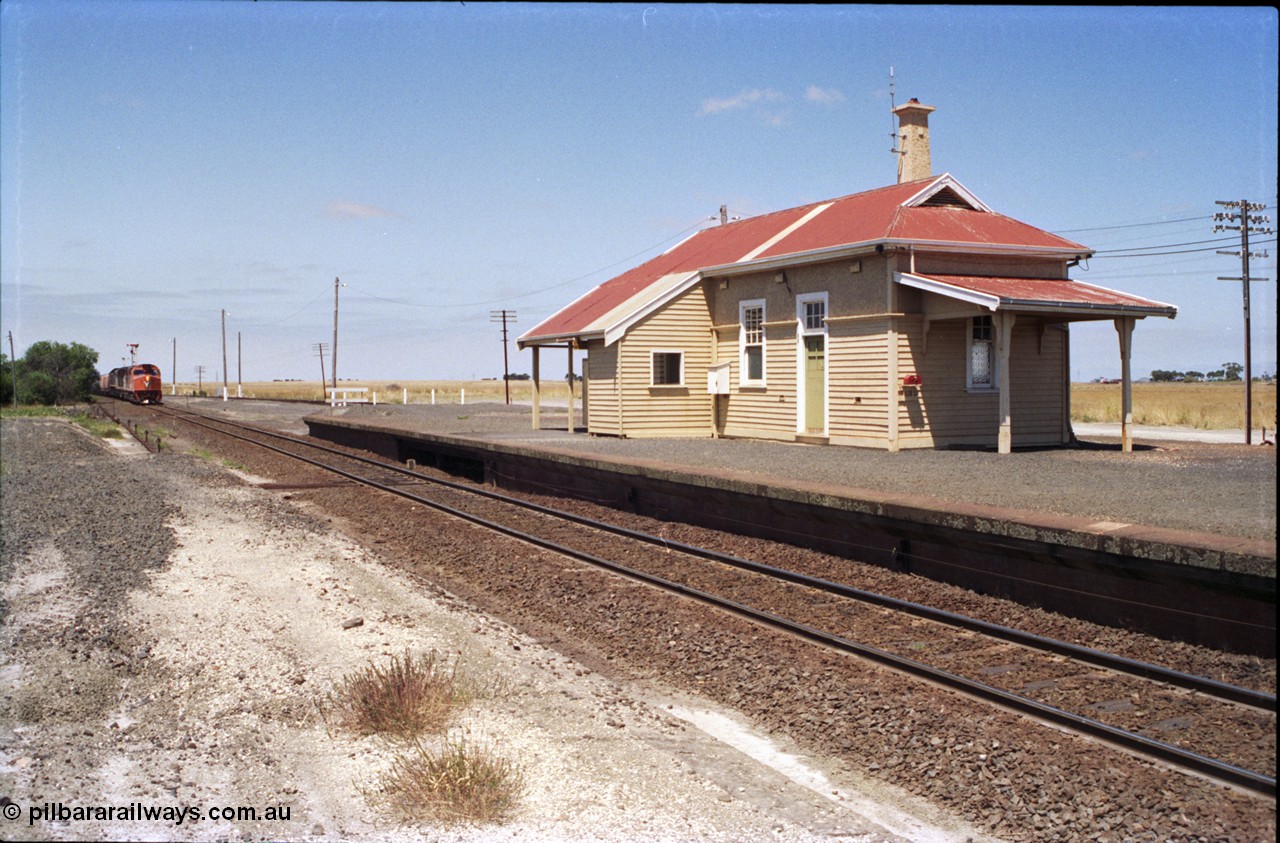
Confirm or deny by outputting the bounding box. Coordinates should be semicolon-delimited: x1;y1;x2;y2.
237;331;242;397
172;337;177;395
1214;200;1273;444
490;309;517;404
195;365;206;395
7;330;16;407
221;309;230;399
332;277;341;391
314;342;329;399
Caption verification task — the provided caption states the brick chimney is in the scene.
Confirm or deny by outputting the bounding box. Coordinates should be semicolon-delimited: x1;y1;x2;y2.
892;98;935;183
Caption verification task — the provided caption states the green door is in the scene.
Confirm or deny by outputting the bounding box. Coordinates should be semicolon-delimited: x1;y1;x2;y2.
804;335;825;432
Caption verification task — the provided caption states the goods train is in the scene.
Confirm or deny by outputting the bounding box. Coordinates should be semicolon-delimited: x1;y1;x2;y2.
98;364;163;404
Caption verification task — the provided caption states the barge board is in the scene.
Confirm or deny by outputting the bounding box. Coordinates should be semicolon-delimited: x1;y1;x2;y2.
304;415;1276;656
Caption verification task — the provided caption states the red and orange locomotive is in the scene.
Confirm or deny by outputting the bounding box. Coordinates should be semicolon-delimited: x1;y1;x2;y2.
100;364;163;404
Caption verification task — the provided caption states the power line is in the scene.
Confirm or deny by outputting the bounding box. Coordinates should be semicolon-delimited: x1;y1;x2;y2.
1090;237;1276;259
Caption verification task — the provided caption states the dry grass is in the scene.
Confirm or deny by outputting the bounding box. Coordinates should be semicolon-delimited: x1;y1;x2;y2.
329;653;522;825
379;733;523;825
326;651;482;740
1071;381;1277;430
168;378;577;404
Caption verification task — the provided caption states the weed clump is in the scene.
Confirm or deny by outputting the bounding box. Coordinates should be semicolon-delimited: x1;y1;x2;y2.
380;734;523;825
328;650;481;741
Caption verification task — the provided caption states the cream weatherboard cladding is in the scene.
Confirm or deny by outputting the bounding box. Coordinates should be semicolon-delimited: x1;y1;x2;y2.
612;283;714;438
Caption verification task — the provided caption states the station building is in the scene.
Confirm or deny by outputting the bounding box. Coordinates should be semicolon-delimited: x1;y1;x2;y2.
518;100;1177;453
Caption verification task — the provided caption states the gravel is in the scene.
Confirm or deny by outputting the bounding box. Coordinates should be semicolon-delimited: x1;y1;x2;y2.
149;402;1276;842
2;416;946;843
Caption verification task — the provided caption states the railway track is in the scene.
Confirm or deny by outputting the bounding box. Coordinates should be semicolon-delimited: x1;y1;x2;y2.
140;400;1277;798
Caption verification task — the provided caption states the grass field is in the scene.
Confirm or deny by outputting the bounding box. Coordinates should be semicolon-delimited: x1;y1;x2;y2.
167;379;577;405
1070;381;1277;430
164;378;1276;431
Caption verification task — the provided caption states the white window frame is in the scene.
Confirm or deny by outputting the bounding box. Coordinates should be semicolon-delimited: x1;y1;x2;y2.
650;349;685;387
967;314;998;390
738;299;766;387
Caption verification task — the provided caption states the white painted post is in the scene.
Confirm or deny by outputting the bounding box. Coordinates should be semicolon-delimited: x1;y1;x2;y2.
403;387;407;405
431;389;436;405
461;388;465;405
996;311;1016;454
567;345;576;433
373;392;377;406
532;346;542;430
1115;317;1134;453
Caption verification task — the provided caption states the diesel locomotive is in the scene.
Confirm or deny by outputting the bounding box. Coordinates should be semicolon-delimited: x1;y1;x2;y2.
98;363;164;404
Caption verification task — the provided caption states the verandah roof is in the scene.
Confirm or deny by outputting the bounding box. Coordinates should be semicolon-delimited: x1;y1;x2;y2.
896;272;1178;320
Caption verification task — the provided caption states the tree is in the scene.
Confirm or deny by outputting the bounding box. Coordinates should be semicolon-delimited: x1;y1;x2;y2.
17;340;99;405
0;354;12;405
1222;362;1243;381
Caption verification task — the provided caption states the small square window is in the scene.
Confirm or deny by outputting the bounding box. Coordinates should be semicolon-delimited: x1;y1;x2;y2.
651;351;683;386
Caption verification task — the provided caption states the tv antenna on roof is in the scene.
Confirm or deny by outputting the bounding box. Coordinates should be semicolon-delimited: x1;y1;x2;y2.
889;66;902;157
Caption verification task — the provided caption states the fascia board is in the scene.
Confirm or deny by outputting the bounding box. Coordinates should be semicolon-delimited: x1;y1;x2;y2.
602;270;702;346
517;330;604;349
998;302;1173;318
881;238;1092;259
896;271;1001;311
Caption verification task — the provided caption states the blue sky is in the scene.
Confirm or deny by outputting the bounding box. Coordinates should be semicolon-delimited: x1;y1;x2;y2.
2;3;1276;385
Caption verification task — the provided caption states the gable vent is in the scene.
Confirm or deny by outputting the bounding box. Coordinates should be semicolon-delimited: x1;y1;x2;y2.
919;187;973;208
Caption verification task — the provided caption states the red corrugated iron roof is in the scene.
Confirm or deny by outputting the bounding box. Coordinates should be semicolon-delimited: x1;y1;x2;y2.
520;175;1098;344
902;273;1178;317
522;203;821;341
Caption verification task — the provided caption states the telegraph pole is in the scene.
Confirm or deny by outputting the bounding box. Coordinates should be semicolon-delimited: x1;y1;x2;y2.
195;365;206;395
332;277;341;392
221;309;230;400
7;330;16;407
1214;200;1273;444
172;337;177;396
490;309;517;403
314;342;329;399
237;331;243;398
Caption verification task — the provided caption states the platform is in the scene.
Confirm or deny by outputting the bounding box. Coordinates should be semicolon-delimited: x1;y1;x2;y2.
296;402;1276;656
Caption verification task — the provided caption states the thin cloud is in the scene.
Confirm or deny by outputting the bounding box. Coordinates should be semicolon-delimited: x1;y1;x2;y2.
698;88;785;116
804;85;845;105
324;201;403;220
